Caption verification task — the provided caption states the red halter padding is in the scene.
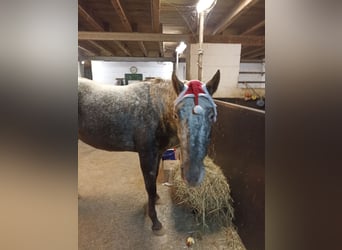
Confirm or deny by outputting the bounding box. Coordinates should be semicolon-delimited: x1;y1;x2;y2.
183;80;205;106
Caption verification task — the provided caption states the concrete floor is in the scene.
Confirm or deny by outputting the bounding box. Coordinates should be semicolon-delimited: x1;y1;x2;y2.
78;140;245;250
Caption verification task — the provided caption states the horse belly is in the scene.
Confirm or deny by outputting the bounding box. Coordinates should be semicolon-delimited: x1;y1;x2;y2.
78;111;138;152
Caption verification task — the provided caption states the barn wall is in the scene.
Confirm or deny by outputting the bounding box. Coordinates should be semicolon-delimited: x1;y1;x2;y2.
208;100;265;250
90;61;186;85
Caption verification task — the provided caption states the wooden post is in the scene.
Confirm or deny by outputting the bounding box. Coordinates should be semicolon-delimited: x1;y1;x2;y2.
198;11;204;81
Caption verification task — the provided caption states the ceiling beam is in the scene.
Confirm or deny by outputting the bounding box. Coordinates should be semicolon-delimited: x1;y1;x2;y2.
247;50;265;59
78;31;264;46
159;42;165;57
78;45;96;56
242;46;265;57
79;56;175;62
79;31;191;42
110;0;147;56
78;4;104;31
204;35;264;46
79;2;131;56
113;41;131;56
211;0;259;35
151;0;160;33
87;41;113;56
110;0;133;32
241;20;265;35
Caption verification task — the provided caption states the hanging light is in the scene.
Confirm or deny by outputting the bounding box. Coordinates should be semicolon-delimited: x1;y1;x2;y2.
196;0;216;13
175;41;187;54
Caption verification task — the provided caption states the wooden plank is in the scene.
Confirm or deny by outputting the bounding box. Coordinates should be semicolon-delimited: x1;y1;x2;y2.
151;0;160;33
110;0;133;32
138;41;148;57
87;41;113;56
159;41;164;57
211;0;259;35
79;3;131;56
78;45;96;56
78;56;174;62
204;35;264;46
78;31;191;42
113;41;131;56
110;0;148;56
242;46;265;57
241;20;265;35
78;4;104;31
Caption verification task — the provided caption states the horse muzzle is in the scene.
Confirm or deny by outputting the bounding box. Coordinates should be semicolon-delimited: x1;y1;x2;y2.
181;163;205;187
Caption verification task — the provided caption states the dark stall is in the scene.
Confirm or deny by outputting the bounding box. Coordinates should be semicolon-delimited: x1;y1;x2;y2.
208;100;265;250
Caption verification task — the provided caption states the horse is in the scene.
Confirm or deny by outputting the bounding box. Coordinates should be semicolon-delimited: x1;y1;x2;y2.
78;70;220;235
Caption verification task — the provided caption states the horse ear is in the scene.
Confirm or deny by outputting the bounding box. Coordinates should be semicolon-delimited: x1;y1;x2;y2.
205;70;220;95
172;71;184;95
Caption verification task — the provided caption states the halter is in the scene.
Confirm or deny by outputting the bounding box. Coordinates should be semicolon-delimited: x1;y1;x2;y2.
174;80;217;122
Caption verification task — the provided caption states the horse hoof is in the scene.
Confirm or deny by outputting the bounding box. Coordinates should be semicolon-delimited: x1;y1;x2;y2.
152;227;165;236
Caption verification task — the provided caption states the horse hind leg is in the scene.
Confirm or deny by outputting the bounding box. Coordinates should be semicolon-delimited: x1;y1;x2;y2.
138;151;164;235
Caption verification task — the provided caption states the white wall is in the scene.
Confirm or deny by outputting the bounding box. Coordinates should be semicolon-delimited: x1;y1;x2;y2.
91;61;177;85
189;43;242;98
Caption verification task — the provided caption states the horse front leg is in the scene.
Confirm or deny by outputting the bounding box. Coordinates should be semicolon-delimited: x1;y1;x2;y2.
138;150;164;235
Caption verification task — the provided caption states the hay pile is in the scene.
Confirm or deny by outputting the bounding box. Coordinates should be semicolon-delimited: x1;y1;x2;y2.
171;156;234;228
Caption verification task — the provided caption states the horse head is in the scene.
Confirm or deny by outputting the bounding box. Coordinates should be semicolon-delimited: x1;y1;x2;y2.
172;70;220;186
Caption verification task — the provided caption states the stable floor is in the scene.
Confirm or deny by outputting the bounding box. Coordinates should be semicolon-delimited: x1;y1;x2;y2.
78;140;245;250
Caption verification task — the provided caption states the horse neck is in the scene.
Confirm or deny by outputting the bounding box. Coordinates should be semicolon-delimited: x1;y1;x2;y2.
150;80;177;117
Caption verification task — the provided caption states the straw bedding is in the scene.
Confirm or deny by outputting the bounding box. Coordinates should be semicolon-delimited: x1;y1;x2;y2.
171;156;234;228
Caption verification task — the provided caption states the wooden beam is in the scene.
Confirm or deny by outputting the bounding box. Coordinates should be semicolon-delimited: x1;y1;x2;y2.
78;4;104;31
79;3;132;57
78;31;191;42
204;35;264;46
211;0;259;35
110;0;148;56
87;41;113;56
241;20;265;35
113;41;131;56
151;0;160;33
78;45;96;56
110;0;133;32
242;46;265;57
79;56;174;62
247;50;265;59
78;31;264;46
138;42;148;56
159;42;164;57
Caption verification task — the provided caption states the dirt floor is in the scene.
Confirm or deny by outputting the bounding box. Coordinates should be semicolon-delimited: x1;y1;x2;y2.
78;140;246;250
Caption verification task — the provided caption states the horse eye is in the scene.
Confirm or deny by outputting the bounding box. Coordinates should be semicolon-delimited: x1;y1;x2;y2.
174;113;178;119
208;113;215;121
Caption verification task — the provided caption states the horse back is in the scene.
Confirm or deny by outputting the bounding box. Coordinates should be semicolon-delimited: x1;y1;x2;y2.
78;78;166;152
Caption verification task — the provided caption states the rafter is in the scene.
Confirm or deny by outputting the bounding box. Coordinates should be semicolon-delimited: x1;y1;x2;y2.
79;3;131;57
211;0;259;35
78;4;104;31
204;35;264;46
241;20;265;35
159;42;165;57
78;31;264;46
113;41;131;56
242;46;265;57
79;31;191;42
87;41;113;56
110;0;133;32
151;0;160;33
247;50;265;59
78;45;96;56
110;0;147;56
